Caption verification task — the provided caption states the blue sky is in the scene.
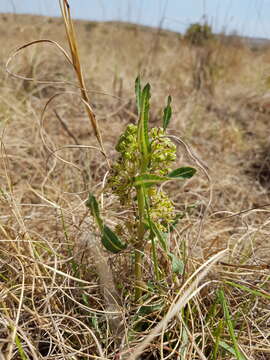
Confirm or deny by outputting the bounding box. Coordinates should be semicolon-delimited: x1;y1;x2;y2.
1;0;270;39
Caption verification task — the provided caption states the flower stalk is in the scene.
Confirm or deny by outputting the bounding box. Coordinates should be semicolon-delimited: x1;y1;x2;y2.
87;77;196;302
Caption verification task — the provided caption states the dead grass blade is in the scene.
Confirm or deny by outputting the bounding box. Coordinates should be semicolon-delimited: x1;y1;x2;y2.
6;39;73;84
59;0;107;161
5;5;107;162
127;249;228;360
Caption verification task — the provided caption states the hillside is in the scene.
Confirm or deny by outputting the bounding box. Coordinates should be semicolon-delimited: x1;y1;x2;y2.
1;12;270;359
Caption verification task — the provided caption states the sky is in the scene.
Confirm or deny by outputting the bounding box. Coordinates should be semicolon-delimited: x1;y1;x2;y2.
1;0;270;39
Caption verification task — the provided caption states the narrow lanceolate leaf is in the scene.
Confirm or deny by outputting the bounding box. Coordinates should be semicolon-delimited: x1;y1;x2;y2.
163;95;172;130
149;219;184;274
15;335;28;360
168;167;196;179
137;83;151;171
225;280;270;300
138;302;163;315
102;225;127;253
218;341;246;360
134;174;168;188
148;220;168;252
86;193;103;230
135;76;142;115
86;194;126;253
134;168;196;188
218;289;246;360
212;319;223;360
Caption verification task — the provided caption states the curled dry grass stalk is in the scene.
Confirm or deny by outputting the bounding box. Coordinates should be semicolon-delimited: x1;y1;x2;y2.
1;1;270;359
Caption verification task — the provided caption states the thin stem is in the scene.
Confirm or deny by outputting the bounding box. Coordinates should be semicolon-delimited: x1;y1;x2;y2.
134;185;146;301
151;235;160;281
134;248;143;301
59;0;109;166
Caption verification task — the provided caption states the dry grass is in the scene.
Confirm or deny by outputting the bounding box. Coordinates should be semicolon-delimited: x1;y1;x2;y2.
0;6;270;359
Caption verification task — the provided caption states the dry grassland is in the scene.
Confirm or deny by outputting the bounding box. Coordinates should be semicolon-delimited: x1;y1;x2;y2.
0;11;270;359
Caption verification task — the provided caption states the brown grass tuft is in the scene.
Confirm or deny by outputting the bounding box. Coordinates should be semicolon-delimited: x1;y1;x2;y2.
1;4;270;359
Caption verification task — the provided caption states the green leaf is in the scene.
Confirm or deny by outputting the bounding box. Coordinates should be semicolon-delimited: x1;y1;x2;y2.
163;95;172;130
86;192;99;216
86;193;103;230
218;289;246;360
219;341;247;360
101;225;127;253
134;174;168;187
168;253;184;274
148;217;184;275
135;76;142;115
137;83;151;171
179;326;189;360
134;168;196;188
148;220;168;252
15;334;28;360
212;319;223;360
138;302;163;315
168;167;196;179
82;293;90;306
225;280;270;300
86;194;127;254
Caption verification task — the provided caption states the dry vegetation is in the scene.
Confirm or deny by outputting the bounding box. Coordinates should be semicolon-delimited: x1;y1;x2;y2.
1;7;270;360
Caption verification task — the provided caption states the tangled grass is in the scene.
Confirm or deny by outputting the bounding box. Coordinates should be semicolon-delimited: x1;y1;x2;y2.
0;2;270;359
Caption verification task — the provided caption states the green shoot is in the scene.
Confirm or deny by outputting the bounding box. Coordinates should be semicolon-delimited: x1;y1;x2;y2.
87;77;196;301
218;289;247;360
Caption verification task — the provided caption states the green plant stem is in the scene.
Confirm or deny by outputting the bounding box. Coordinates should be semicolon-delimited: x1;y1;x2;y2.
151;235;160;281
135;185;146;301
134;248;143;301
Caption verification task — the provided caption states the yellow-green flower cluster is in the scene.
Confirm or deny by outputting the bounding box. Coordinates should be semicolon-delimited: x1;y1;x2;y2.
148;188;176;232
108;124;177;230
108;124;140;205
150;127;176;176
